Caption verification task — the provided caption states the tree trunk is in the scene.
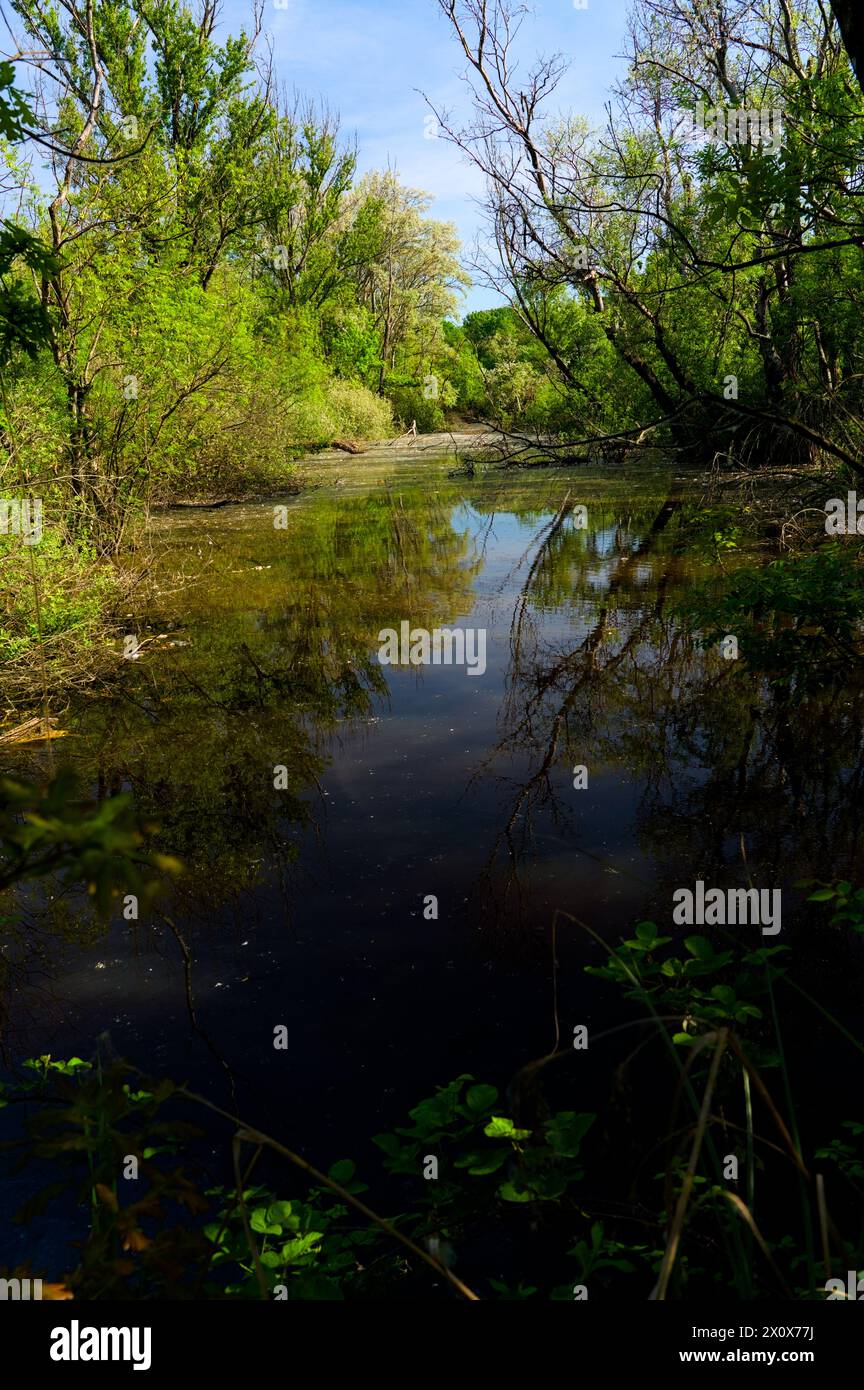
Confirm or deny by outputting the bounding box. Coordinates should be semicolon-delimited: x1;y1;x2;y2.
830;2;864;91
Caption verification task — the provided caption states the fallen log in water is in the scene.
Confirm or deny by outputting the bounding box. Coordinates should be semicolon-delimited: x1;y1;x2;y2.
0;717;69;745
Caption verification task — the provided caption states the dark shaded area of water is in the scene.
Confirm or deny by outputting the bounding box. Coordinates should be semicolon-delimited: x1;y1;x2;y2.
3;456;864;1282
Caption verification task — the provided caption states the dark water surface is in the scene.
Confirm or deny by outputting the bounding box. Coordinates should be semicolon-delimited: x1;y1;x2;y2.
5;456;864;1228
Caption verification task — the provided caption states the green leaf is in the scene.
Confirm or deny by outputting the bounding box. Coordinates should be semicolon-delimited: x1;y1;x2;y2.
266;1200;296;1227
742;946;788;966
543;1111;595;1158
529;1171;569;1200
458;1148;509;1176
281;1232;323;1262
372;1132;401;1156
684;935;713;959
465;1083;498;1113
251;1206;284;1235
484;1116;532;1141
498;1181;534;1203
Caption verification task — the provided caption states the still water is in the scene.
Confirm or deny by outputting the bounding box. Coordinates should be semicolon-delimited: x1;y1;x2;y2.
5;454;863;1201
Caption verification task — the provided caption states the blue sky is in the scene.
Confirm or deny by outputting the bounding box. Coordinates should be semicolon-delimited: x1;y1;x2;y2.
220;0;633;312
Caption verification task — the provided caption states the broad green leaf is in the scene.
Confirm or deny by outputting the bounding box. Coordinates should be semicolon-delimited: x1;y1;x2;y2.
465;1083;498;1112
484;1116;531;1141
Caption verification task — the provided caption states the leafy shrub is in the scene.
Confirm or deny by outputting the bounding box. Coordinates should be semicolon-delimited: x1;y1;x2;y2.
321;379;393;440
386;383;446;433
0;532;115;661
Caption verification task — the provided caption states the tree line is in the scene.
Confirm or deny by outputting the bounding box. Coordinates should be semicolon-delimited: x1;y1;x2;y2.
0;0;472;547
430;0;864;472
